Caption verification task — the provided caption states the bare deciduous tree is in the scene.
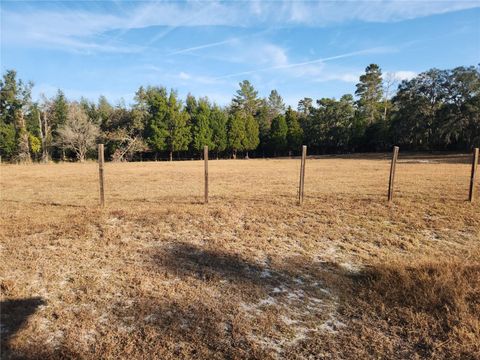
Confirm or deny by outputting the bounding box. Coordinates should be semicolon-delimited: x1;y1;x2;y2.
38;95;52;163
382;72;399;121
107;129;147;162
14;109;32;163
57;102;99;162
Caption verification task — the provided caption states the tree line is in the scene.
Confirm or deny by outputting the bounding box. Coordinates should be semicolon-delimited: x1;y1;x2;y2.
1;64;479;163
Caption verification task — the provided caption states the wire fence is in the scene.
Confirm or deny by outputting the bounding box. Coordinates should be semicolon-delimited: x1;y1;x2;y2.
1;147;478;208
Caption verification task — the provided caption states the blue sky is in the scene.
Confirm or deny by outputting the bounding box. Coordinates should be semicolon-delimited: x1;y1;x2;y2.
1;1;479;107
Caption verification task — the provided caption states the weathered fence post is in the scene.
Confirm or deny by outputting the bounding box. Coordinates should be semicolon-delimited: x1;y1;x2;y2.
388;146;399;202
204;145;209;204
98;144;105;207
469;147;479;203
298;145;307;205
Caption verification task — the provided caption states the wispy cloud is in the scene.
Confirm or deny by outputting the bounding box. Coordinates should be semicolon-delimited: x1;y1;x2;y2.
388;70;417;81
178;71;191;80
28;32;144;54
2;1;476;107
286;0;480;24
176;72;221;85
168;38;239;56
215;46;396;79
312;72;362;84
32;82;132;104
166;28;274;56
141;65;222;85
143;1;221;47
2;1;478;53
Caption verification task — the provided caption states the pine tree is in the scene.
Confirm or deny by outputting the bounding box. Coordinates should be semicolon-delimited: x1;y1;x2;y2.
255;89;285;156
227;112;245;159
138;87;191;160
142;86;169;159
52;90;68;129
210;105;228;158
231;80;260;116
185;93;197;118
192;98;213;154
0;69;33;161
51;90;69;160
285;106;303;153
243;113;259;158
355;64;383;126
269;114;288;155
97;96;113;128
166;91;191;161
267;90;285;116
0;70;31;126
255;100;271;155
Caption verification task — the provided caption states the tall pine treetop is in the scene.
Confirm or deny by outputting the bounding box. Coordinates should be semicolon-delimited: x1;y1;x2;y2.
231;80;260;117
355;64;383;125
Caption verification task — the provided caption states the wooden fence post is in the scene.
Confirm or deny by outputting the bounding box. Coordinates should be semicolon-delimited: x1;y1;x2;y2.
298;145;307;205
204;145;209;204
388;146;399;202
469;147;479;203
98;144;105;207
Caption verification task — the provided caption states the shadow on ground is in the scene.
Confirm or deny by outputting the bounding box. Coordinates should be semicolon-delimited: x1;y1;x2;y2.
1;297;45;343
142;243;480;359
151;242;343;300
3;245;478;359
0;297;53;359
132;242;349;358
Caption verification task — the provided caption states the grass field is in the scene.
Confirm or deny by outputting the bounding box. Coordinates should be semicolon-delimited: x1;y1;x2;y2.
1;154;479;359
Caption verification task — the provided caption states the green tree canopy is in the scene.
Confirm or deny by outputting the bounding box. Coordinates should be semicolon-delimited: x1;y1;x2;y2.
139;86;169;155
243;113;259;157
267;90;285;117
0;69;32;126
269;114;288;154
285;106;303;152
210;105;228;156
391;69;448;149
227;112;245;158
355;64;383;126
166;91;191;160
231;80;260;116
303;95;355;152
2;63;479;161
191;97;213;153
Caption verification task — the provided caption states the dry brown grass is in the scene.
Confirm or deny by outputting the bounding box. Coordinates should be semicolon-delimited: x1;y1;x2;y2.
1;154;479;359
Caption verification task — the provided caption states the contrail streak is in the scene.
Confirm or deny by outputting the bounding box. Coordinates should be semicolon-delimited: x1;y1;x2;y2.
214;46;395;79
